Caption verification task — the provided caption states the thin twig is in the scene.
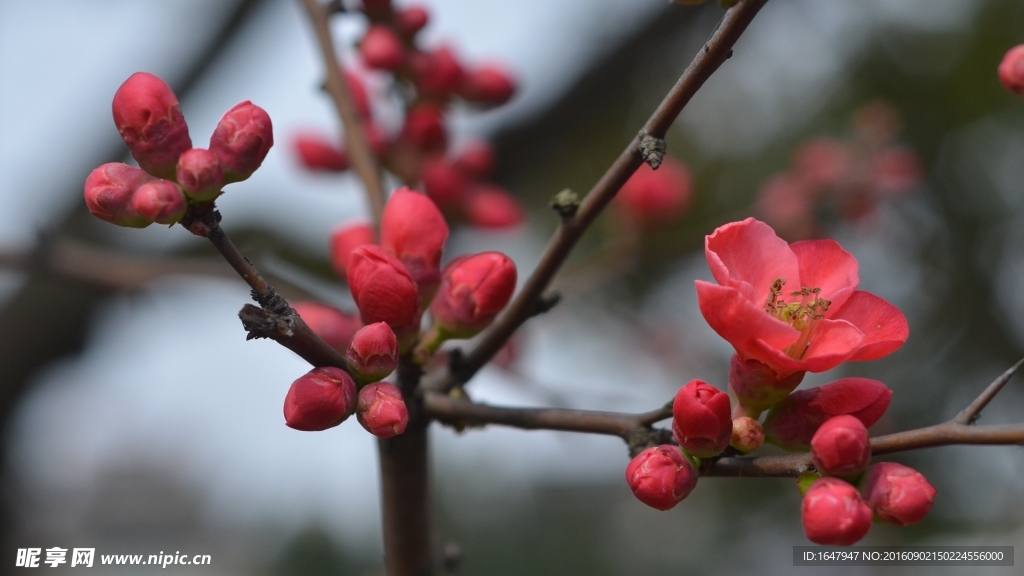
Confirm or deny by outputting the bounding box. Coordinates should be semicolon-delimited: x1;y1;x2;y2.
954;356;1024;425
298;0;387;225
419;0;770;394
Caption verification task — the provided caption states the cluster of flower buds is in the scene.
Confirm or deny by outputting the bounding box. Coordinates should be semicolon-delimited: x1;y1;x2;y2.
290;187;517;435
1000;44;1024;96
84;72;273;228
754;101;923;240
292;1;525;231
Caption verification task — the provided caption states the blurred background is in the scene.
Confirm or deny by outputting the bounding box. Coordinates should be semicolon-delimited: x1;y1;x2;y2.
2;0;1024;574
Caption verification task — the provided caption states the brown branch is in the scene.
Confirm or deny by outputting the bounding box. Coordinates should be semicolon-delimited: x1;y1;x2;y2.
425;361;1024;478
420;0;770;394
298;0;387;225
954;356;1024;425
182;205;350;371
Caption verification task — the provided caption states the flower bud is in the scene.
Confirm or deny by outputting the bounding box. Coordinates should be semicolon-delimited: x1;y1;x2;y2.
83;162;153;228
411;46;464;98
801;478;872;545
671;380;732;458
728;355;805;416
862;462;936;526
176;148;224;201
284;366;358;431
459;64;516;106
811;415;871;477
361;25;406;71
357;382;408;438
346;322;399;384
465;186;525;229
209;101;273;183
422;157;469;209
381;188;449;302
292;301;362;353
429;252;517;338
998;44;1024;96
131;180;187;225
455;140;497;179
730;416;765;454
347;245;421;344
294;133;350;172
329;222;376;278
764;378;892;452
111;72;192;179
399;103;446;151
624;445;698;511
614;157;692;227
395;5;429;37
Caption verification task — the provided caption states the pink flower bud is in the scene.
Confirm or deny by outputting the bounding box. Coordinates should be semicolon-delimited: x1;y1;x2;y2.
344;71;372;119
459;64;516;106
347;245;421;344
175;148;224;201
422;157;469;209
411;46;464;98
870;147;921;195
361;25;406;71
465;185;525;229
998;44;1024;96
862;462;936;526
801;478;872;545
292;301;362;353
346;322;399;384
399;103;446;151
209;101;273;183
730;416;765;454
728;355;805;416
790;137;852;189
329;222;376;278
671;380;732;458
381;188;449;301
111;72;192;179
83;162;153;228
429;252;517;337
811;415;871;476
624;445;698;511
284;366;358;431
294;134;350;172
357;382;408;438
614;157;692;227
395;5;429;37
764;378;892;452
455;140;497;179
131;180;187;225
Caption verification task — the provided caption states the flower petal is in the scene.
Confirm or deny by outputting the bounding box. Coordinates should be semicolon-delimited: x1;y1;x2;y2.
831;291;908;362
705;218;799;303
790;239;859;313
695;280;799;357
801;319;866;372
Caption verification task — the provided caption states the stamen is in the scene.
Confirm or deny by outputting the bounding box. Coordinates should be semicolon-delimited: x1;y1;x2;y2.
763;279;831;359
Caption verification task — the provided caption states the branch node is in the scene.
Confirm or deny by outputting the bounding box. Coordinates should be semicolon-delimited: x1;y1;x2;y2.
625;427;674;458
238;303;296;340
638;129;667;169
531;290;562;317
549;189;580;220
447;349;472;385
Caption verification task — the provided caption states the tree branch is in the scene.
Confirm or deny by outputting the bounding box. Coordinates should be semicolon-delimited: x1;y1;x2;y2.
954;356;1024;425
298;0;387;225
419;0;770;394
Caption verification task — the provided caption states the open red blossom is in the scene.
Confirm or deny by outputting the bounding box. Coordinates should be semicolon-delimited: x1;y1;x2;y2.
380;188;449;302
763;377;892;452
696;218;909;379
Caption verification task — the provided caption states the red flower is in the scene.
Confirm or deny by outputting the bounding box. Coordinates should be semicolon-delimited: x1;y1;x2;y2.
614;156;692;227
284;367;358;431
763;377;892;451
861;462;936;526
381;188;449;301
624;445;698;511
209;101;273;183
361;25;406;71
346;322;399;385
357;383;409;438
696;218;908;379
429;252;517;338
329;222;376;278
671;380;732;458
801;478;872;545
810;415;871;477
998;44;1024;96
459;64;516;106
465;185;525;229
176;148;224;201
292;301;362;353
347;245;421;345
293;133;349;172
111;72;192;180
